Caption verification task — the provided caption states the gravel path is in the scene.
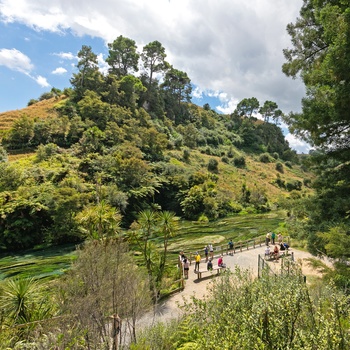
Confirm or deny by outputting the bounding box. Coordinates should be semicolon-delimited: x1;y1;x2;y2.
144;245;333;325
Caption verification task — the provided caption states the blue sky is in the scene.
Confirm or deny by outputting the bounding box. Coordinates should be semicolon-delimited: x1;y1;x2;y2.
0;0;311;153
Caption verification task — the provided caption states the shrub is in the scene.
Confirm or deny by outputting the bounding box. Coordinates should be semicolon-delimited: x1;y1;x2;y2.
259;153;272;163
303;178;311;187
232;156;246;167
275;162;284;173
275;176;285;189
227;147;235;158
208;158;219;173
272;152;279;159
198;214;209;222
27;98;39;106
285;161;293;168
183;148;190;161
221;156;229;164
285;180;302;191
0;146;8;162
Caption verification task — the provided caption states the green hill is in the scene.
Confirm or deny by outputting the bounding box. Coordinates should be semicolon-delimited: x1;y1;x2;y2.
0;43;314;252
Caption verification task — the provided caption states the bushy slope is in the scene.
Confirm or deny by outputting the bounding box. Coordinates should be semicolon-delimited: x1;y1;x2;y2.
0;90;313;252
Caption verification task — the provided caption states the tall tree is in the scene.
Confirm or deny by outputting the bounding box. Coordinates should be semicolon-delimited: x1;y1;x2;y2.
129;210;178;301
141;40;168;87
259;100;278;123
282;0;350;159
70;45;102;101
106;35;139;77
161;67;192;106
236;97;259;117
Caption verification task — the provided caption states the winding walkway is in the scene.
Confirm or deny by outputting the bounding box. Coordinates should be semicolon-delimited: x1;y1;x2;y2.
147;245;332;324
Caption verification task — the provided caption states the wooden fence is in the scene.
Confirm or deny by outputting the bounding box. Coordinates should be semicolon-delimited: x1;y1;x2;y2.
187;235;290;265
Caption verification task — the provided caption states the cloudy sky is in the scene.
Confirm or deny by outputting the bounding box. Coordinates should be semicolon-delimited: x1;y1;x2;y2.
0;0;310;152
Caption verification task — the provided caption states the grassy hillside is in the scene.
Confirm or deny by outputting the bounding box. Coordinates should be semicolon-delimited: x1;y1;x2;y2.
0;89;314;254
0;96;64;131
0;96;313;202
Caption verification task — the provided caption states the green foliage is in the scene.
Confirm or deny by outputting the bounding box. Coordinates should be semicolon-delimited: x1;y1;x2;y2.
27;98;38;106
177;270;350;349
285;180;302;192
3;115;34;149
275;161;284;173
207;158;219;173
236;97;259;117
129;210;178;300
0;277;54;326
106;35;139;77
285;160;293;168
259;152;272;163
232;155;246;167
0;145;8;162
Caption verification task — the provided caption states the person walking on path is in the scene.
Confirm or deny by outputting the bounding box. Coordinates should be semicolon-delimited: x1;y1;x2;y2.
228;240;234;255
265;232;271;246
208;243;214;259
194;252;201;272
183;257;190;279
204;246;209;262
273;245;279;262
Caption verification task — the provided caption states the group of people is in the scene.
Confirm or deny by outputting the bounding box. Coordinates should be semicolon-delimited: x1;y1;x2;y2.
265;231;284;246
265;241;290;261
207;255;226;271
179;248;227;278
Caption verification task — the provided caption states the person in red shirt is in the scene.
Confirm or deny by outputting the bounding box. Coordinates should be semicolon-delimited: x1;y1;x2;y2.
218;255;225;267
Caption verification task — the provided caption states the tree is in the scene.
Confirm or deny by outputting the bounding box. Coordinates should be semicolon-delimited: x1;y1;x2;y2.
59;240;151;348
3;115;34;149
106;35;139;77
282;0;350;159
236;97;259;117
141;40;168;87
76;200;121;241
70;45;102;101
161;67;192;106
129;210;178;301
259;100;278;123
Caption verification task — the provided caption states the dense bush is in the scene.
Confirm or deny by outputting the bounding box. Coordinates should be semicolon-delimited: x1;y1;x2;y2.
207;158;219;173
259;152;272;163
275;162;284;173
134;270;350;349
232;155;246;167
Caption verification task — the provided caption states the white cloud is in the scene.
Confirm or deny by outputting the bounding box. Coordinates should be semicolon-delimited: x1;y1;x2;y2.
0;48;34;73
51;67;67;75
34;75;50;87
0;0;305;112
192;86;203;99
54;52;75;60
97;53;109;75
285;133;312;154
